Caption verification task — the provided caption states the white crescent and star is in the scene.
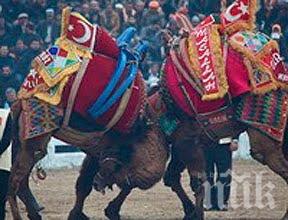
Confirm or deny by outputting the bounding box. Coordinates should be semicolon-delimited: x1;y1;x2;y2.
224;1;249;23
68;20;91;44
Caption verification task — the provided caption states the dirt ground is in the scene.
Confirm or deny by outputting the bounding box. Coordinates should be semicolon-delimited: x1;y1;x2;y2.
6;160;288;220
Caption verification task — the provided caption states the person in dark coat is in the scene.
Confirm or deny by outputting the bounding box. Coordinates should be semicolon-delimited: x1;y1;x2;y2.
16;38;42;79
2;0;27;23
11;13;29;45
0;65;20;102
0;111;44;220
0;45;15;69
37;7;60;45
0;14;13;47
204;139;238;211
0;111;12;220
20;22;42;47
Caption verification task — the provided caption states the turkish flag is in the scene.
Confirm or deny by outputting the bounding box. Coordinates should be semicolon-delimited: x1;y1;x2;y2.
66;13;95;49
221;0;251;26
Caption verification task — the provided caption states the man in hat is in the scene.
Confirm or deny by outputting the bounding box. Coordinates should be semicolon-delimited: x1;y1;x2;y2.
12;13;29;44
142;1;165;27
36;8;60;47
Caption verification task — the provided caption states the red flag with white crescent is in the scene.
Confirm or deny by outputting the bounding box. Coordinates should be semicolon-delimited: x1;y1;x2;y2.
221;0;256;34
66;13;95;49
57;8;97;58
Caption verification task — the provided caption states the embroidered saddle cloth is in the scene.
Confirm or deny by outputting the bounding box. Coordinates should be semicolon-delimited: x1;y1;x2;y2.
236;89;288;142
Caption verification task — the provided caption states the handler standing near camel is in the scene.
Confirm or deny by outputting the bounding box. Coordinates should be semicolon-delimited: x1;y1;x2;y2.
0;108;44;220
204;138;239;211
0;108;12;220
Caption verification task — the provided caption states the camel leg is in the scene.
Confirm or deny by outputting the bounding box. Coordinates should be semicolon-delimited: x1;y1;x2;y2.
8;135;50;220
17;172;43;220
248;129;288;220
68;155;99;220
163;147;196;220
187;157;206;220
104;184;132;220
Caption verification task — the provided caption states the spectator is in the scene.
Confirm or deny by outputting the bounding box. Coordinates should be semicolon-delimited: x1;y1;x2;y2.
10;39;28;61
142;1;165;27
0;45;15;69
271;24;288;62
0;65;20;102
36;8;60;47
123;2;137;29
256;0;278;34
81;3;91;20
0;14;13;47
3;0;27;23
146;63;160;93
160;0;177;20
140;23;163;62
89;1;104;25
3;87;17;109
12;13;29;44
20;22;42;46
134;0;146;29
16;39;42;79
115;3;126;32
101;3;121;37
27;0;47;23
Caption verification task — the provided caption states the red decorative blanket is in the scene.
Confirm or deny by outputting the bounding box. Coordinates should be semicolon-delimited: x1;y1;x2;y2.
163;47;251;116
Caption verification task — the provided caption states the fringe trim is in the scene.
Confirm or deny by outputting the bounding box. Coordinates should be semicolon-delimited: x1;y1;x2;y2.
222;0;257;35
228;37;274;76
56;38;92;59
202;25;228;101
256;39;279;72
34;76;70;105
18;83;49;100
187;25;228;101
187;36;201;76
244;58;277;94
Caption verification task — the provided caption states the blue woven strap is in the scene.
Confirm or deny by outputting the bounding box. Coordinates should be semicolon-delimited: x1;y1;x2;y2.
88;41;148;119
117;27;136;47
88;27;136;117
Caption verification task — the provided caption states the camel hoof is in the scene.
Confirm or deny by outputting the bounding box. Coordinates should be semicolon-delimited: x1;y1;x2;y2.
68;209;89;220
104;206;120;220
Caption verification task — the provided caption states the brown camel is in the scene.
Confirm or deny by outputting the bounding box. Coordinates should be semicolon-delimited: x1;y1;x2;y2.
7;100;168;220
156;8;288;219
163;105;288;220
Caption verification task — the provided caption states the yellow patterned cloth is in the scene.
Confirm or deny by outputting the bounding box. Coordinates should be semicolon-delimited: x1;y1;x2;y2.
18;45;81;105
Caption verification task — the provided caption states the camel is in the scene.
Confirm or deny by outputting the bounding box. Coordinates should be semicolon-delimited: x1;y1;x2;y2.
159;10;288;220
7;12;169;220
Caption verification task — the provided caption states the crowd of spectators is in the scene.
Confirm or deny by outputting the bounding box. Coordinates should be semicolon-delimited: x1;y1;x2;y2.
0;0;288;106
